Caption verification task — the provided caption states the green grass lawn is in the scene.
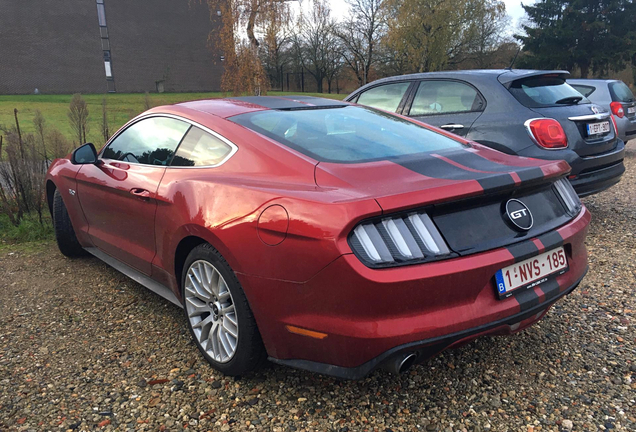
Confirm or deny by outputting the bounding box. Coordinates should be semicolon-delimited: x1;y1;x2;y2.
0;91;348;146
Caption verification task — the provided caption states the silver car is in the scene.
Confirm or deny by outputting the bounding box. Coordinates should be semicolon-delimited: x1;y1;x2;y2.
569;79;636;142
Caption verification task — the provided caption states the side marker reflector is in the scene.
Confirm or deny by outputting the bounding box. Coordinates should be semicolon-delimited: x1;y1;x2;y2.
285;325;328;339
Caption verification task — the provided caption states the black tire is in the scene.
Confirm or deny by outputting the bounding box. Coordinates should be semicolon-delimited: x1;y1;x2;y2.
52;189;86;257
182;243;266;376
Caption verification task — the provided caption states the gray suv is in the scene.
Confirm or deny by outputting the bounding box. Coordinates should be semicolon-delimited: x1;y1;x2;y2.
568;79;636;143
346;69;625;197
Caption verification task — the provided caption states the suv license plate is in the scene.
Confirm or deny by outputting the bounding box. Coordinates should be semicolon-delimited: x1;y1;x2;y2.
628;107;635;115
495;247;568;298
587;121;610;136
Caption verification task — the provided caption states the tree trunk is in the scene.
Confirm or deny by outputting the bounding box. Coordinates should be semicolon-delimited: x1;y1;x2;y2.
315;75;323;93
579;62;590;79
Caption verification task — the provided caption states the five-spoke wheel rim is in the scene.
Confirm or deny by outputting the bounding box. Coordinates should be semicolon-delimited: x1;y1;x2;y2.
185;260;238;363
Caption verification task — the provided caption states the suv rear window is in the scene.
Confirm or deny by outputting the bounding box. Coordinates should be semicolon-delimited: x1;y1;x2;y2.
230;106;466;163
508;76;590;108
609;81;635;103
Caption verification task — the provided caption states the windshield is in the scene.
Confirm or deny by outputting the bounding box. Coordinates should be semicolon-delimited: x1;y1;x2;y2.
508;76;590;108
609;81;635;103
230;105;466;163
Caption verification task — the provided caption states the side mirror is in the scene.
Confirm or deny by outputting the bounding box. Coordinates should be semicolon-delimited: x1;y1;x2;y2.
72;143;99;165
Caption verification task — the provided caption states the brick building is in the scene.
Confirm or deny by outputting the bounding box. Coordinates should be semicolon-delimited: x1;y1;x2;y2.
0;0;223;94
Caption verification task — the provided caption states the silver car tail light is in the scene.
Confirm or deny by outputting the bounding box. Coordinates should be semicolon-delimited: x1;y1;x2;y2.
350;211;452;267
553;178;581;215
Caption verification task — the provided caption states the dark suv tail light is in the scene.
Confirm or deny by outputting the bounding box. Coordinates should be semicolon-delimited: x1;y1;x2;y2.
525;118;568;149
610;101;624;118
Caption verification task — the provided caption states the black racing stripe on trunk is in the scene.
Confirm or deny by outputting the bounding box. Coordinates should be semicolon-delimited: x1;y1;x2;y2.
477;174;516;193
397;156;483;181
516;167;546;182
507;240;540;263
513;286;541;311
539;279;560;302
442;151;518;173
537;231;564;251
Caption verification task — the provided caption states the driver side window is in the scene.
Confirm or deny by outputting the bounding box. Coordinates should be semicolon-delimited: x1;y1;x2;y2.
102;117;190;165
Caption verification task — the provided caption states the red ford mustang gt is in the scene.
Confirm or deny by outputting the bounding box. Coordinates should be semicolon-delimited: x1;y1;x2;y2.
46;96;590;379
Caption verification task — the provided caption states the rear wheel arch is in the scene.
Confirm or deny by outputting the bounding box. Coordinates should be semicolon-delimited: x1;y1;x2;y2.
173;231;240;293
174;235;208;294
46;180;57;216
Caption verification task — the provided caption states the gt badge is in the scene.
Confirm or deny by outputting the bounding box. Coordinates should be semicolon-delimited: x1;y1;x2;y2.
505;199;533;231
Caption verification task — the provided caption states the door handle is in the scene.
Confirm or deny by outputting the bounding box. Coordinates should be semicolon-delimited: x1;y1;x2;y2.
440;124;464;130
130;188;151;199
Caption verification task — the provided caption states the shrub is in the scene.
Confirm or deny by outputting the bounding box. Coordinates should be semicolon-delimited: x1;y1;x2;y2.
0;110;48;226
68;93;90;146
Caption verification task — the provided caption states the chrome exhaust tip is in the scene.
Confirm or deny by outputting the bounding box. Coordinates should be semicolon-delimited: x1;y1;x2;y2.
383;352;417;375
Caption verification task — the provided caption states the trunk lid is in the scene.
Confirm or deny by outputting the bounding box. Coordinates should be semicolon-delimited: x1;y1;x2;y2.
315;145;570;213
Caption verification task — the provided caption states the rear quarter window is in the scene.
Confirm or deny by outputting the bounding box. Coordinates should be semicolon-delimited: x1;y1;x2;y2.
571;84;596;98
609;81;636;103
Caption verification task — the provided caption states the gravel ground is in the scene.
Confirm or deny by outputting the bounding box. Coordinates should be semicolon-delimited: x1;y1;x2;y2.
1;143;635;432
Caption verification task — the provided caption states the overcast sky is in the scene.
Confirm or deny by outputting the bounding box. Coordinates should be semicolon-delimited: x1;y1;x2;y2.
325;0;533;32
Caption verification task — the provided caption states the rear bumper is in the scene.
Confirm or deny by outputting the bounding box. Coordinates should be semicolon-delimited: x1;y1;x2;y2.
240;208;591;378
569;159;625;197
518;139;625;197
616;115;636;142
270;269;587;380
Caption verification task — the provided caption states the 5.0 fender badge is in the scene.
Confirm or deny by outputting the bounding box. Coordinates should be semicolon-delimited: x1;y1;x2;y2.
505;199;533;231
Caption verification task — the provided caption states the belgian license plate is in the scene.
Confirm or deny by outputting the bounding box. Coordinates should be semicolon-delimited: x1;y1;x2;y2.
628;107;635;115
587;121;610;136
495;247;568;298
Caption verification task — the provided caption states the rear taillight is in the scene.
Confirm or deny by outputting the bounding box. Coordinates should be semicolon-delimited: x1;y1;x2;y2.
350;211;452;268
553;178;581;215
525;118;568;149
610;114;618;134
610;102;624;118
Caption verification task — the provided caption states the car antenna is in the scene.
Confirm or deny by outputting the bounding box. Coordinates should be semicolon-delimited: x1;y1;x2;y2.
507;46;521;71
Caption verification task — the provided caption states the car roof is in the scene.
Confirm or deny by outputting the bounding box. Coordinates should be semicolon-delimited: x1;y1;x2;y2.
568;78;622;85
176;96;349;118
349;69;570;95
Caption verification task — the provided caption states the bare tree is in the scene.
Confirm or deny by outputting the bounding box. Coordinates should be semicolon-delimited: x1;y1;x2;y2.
0;111;47;225
68;94;90;146
100;97;110;143
335;0;385;87
33;109;50;163
143;92;153;111
47;128;71;160
292;0;339;93
452;0;509;68
260;4;294;90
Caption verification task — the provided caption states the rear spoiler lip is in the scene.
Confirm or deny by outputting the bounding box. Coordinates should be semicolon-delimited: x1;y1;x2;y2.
497;70;570;88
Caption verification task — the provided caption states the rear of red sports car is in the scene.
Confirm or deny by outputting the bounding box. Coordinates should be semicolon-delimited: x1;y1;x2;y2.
47;96;589;379
224;97;590;379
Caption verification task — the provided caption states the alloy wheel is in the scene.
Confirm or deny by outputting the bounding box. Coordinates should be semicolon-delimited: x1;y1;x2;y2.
184;260;239;363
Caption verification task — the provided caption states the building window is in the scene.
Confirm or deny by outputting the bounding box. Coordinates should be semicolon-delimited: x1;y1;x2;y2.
97;3;107;26
104;61;112;78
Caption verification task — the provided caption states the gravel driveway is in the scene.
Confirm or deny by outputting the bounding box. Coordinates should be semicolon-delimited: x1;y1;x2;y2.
1;143;635;432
